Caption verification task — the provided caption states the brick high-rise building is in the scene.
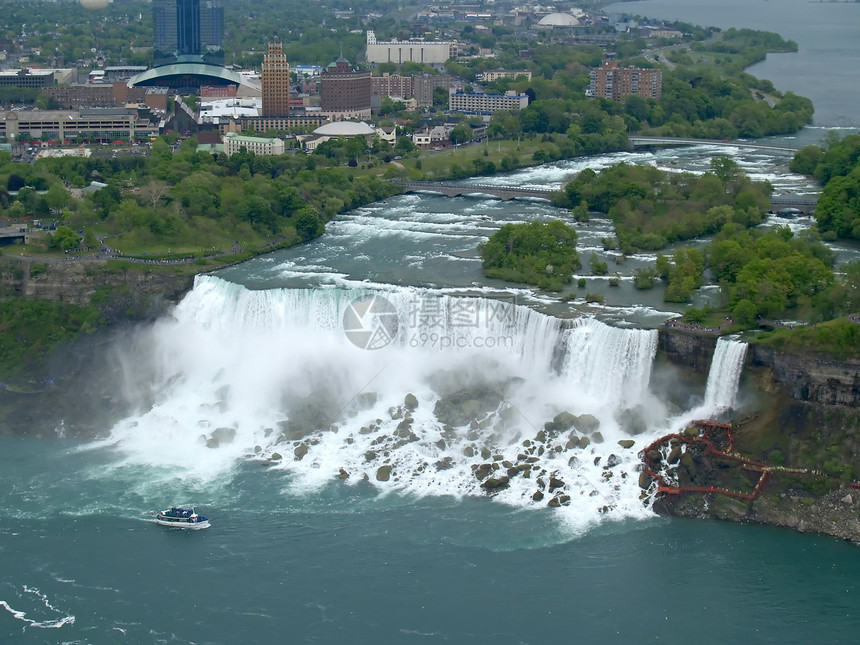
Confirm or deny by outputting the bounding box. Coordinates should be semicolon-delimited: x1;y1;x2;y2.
587;61;661;101
262;41;290;117
320;57;371;120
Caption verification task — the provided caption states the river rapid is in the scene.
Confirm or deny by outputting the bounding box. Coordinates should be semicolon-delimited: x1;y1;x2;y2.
3;139;859;643
4;2;860;637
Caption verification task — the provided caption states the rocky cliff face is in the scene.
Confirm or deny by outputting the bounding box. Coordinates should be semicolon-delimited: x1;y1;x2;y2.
656;328;717;374
655;327;860;542
0;256;194;437
0;256;193;321
657;327;860;408
748;343;860;407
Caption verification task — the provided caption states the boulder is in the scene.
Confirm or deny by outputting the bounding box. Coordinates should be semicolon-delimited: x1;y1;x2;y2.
638;471;652;489
615;406;648;435
376;465;392;481
605;454;621;468
270;452;282;461
364;450;377;461
294;444;309;459
435;457;454;471
553;411;577;431
591;432;604;444
205;437;219;449
532;490;544;502
549;476;565;492
475;463;494;481
579;437;591;449
683;426;700;438
480;475;510;492
565;436;580;450
667;445;682;464
463;446;475;457
338;468;349;479
211;426;236;444
617;439;635;449
404;393;419;411
574;414;601;433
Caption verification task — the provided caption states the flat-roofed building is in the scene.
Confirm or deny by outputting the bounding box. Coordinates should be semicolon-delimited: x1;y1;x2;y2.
449;90;529;115
44;83;168;111
371;73;412;101
0;107;158;141
478;70;532;82
365;30;456;65
0;69;54;89
223;131;284;156
587;61;661;100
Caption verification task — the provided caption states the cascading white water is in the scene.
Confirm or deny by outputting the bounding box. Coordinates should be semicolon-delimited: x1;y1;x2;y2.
703;337;748;412
101;275;669;531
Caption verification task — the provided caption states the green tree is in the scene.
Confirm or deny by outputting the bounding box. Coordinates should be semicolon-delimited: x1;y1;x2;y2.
52;225;81;252
295;208;324;241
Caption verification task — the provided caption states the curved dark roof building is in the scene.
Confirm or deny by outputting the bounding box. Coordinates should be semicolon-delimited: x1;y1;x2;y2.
128;61;244;91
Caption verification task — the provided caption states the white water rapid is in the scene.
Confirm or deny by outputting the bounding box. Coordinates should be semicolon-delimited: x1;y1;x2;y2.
97;276;748;532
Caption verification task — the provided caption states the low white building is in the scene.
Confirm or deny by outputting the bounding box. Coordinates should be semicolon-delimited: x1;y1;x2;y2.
223;132;285;157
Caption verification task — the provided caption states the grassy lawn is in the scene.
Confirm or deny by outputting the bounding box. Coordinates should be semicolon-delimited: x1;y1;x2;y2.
403;138;545;179
752;317;860;360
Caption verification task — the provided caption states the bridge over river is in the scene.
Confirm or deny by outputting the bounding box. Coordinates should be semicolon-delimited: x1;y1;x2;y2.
628;135;800;154
394;180;817;213
393;180;554;201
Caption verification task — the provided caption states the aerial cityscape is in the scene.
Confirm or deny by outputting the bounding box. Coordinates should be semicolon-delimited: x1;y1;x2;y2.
0;0;859;642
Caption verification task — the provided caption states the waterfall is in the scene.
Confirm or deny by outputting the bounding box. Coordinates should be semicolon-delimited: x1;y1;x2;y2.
703;337;748;412
102;275;665;529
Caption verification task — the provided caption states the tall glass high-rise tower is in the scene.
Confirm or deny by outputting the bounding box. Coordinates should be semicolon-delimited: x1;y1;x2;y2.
153;0;224;67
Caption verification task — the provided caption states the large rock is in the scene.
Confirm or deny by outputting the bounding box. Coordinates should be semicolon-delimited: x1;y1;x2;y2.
617;439;635;449
404;393;419;411
294;444;309;459
553;411;577;430
574;414;601;433
480;475;510;492
376;465;392;481
615;406;648;435
474;463;494;481
211;426;236;444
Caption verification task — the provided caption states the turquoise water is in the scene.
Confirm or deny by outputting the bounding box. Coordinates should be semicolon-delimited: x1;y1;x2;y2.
2;436;859;644
4;4;860;642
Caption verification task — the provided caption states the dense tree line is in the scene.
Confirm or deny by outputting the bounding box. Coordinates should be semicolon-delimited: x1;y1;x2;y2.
556;158;771;252
705;224;837;322
791;134;860;241
0;137;399;256
479;221;580;291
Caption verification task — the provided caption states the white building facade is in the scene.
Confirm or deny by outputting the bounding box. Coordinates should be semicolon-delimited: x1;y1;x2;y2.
448;91;529;115
223;132;285;156
366;31;457;65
